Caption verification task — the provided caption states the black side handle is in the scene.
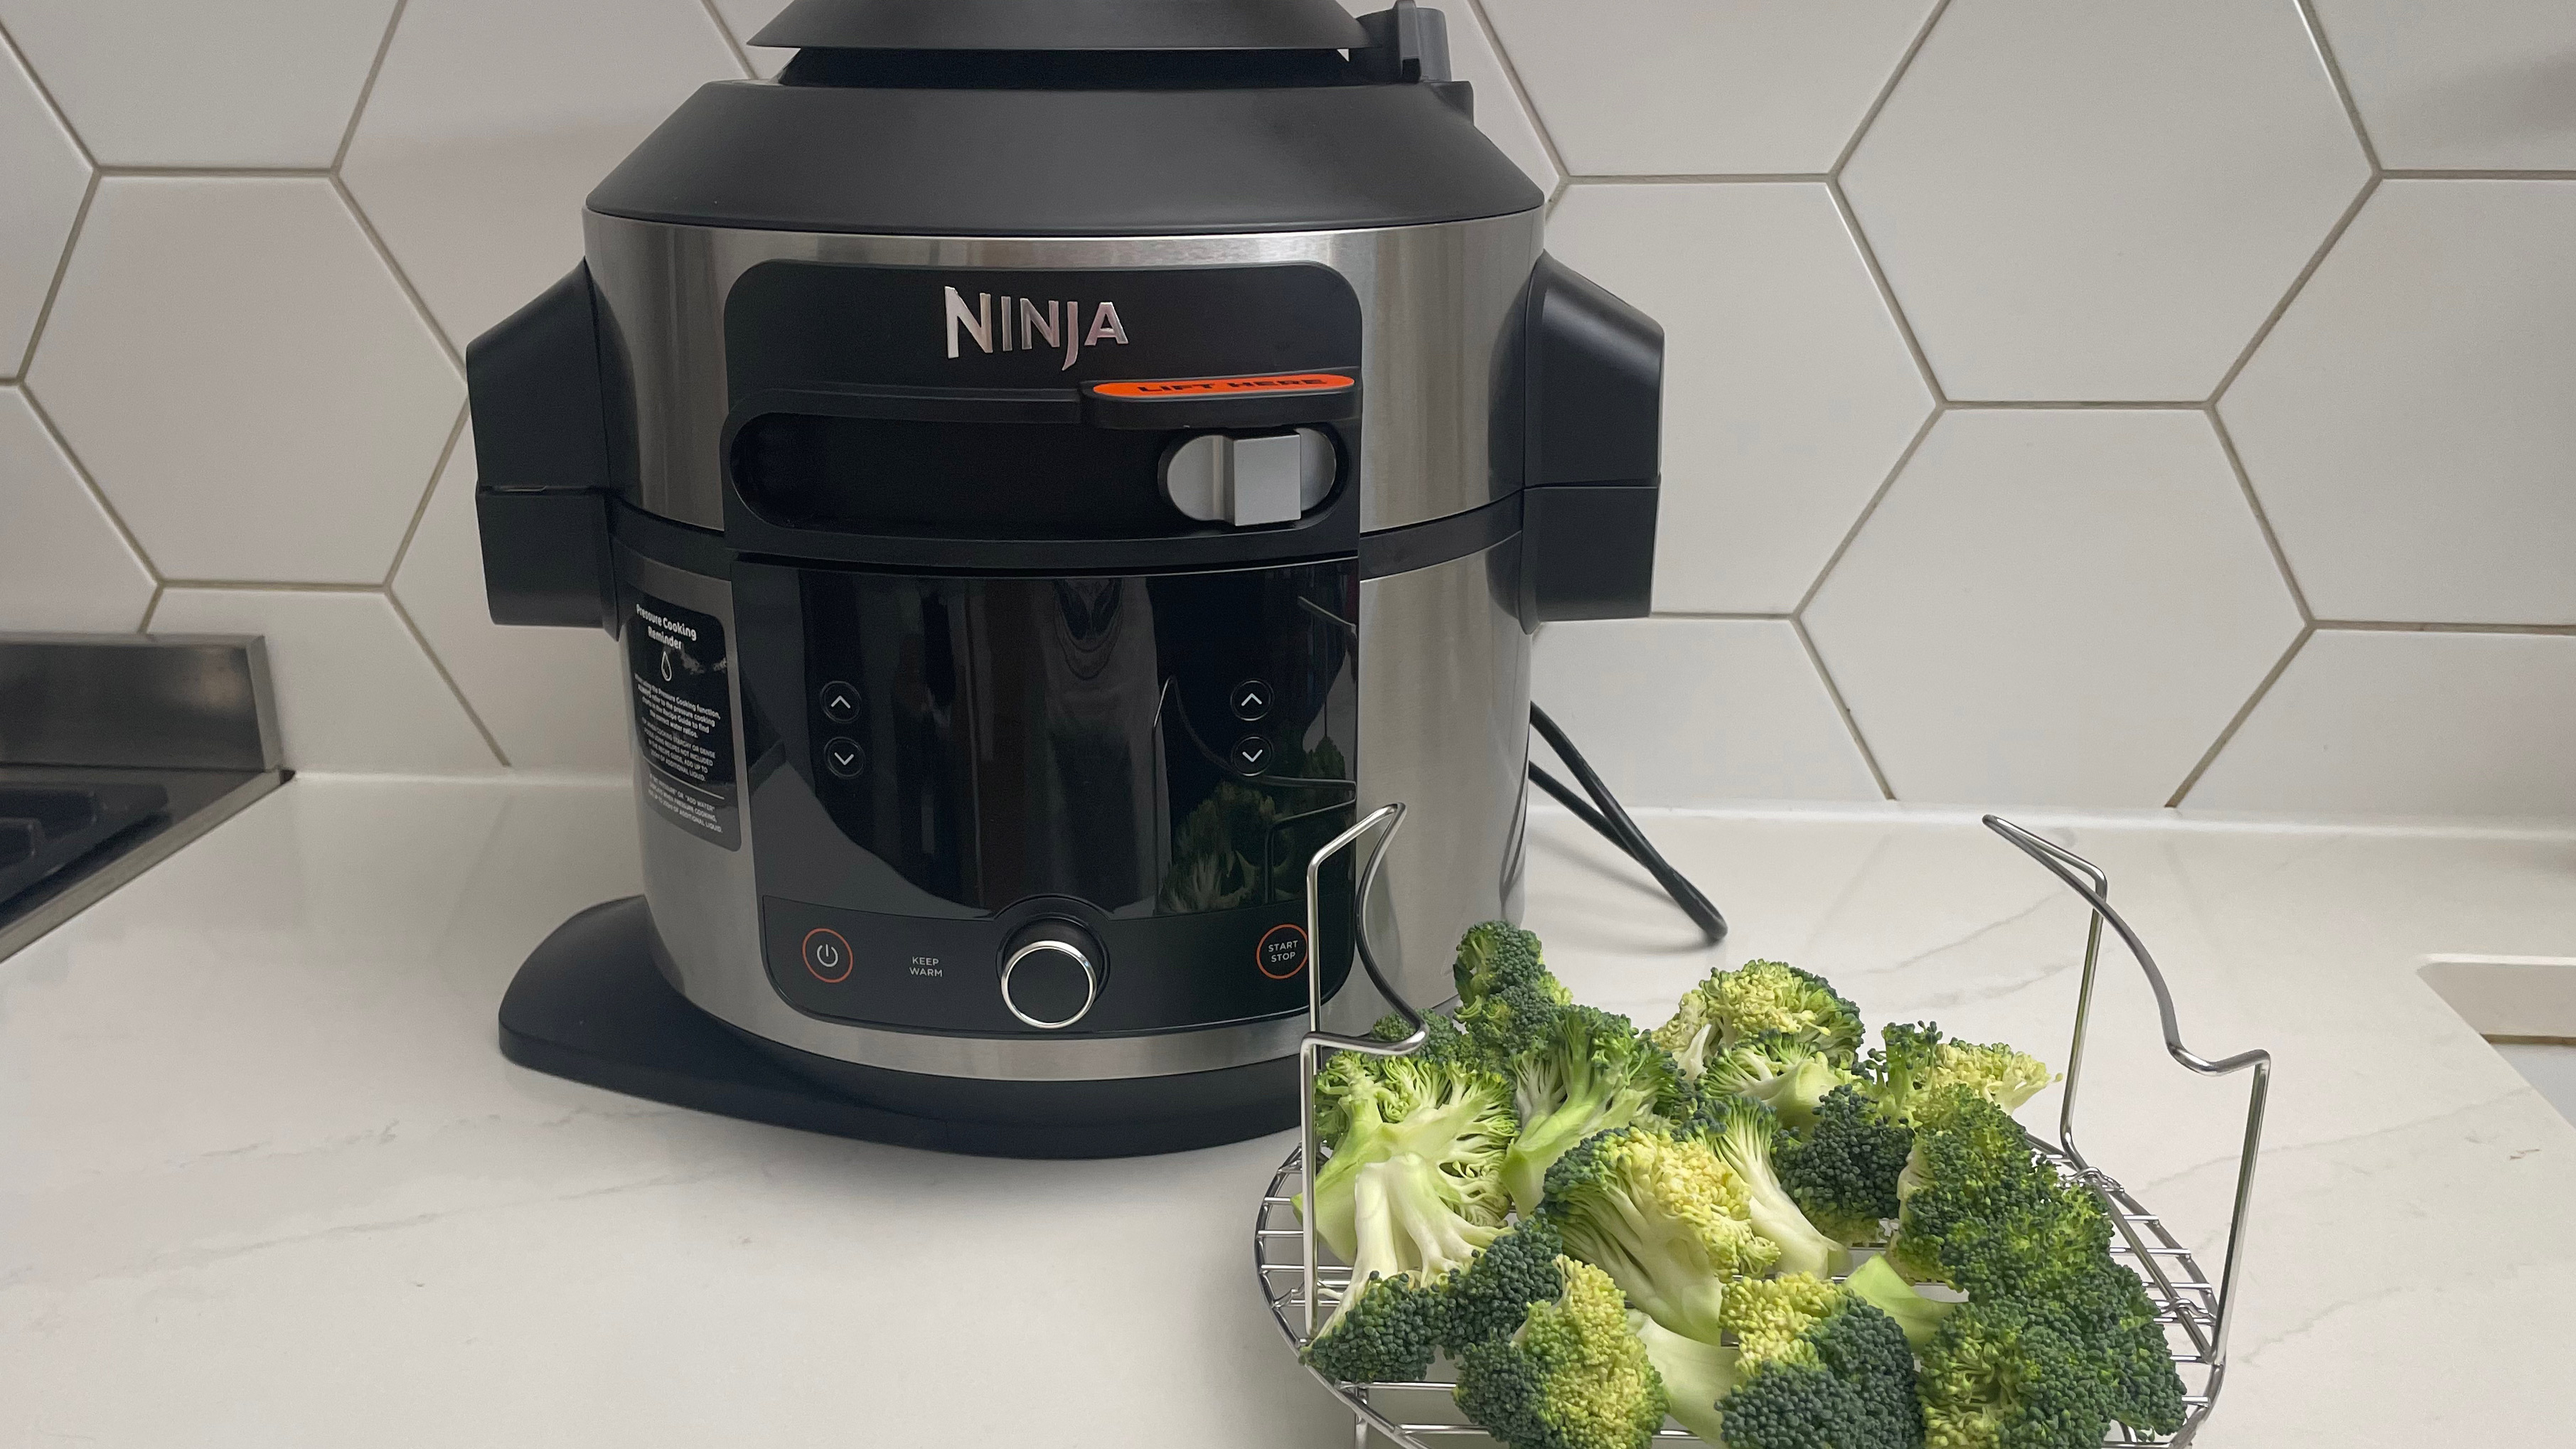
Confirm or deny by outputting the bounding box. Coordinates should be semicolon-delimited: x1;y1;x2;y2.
1520;255;1664;623
466;264;619;632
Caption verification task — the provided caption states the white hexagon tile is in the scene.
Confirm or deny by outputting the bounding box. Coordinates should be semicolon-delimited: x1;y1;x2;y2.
0;0;397;167
0;388;151;631
1532;619;1881;805
148;589;498;774
1480;0;1938;175
1550;182;1930;614
0;31;87;375
392;432;631;771
1843;0;2368;401
25;177;461;584
1804;410;2302;808
2188;632;2576;818
2309;0;2576;169
1340;0;1558;192
341;0;746;350
2221;181;2576;626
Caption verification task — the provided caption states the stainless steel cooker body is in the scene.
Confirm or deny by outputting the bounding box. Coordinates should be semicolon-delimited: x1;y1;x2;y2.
589;209;1546;1086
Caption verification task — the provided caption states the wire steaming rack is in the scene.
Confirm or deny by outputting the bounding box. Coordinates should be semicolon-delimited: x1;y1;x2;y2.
1254;811;2272;1449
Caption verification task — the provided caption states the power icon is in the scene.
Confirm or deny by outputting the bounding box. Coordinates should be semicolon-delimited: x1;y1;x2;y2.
801;927;853;983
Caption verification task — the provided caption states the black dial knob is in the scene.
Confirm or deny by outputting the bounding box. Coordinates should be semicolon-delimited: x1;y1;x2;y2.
999;922;1101;1030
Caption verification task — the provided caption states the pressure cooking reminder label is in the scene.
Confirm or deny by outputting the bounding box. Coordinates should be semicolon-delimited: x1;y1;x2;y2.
627;594;739;850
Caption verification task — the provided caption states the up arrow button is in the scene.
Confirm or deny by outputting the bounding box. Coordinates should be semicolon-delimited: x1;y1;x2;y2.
1229;678;1273;722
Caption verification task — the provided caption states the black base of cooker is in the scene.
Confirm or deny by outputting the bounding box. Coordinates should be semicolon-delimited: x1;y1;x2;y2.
497;896;1299;1159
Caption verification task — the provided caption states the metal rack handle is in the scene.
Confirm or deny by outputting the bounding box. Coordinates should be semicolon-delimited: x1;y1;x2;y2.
1297;802;1425;1335
1983;816;2272;1376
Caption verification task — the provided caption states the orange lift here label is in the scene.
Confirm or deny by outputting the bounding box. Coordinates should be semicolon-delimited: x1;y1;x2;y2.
1089;373;1356;399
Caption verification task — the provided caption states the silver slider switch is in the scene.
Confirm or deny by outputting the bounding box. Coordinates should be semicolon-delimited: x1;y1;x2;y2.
1160;429;1337;527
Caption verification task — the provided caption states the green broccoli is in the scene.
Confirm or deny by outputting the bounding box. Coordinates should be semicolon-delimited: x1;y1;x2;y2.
1864;1022;2056;1126
1699;1031;1856;1130
1440;1216;1569;1354
1844;1253;1956;1350
1714;1273;1925;1449
1890;1089;2187;1443
1499;1005;1687;1216
1302;1264;1445;1384
1698;1096;1851;1280
1454;921;1573;1057
1775;1084;1916;1245
1651;960;1866;1077
1453;1256;1668;1449
1629;1310;1738;1444
1539;1127;1779;1346
1308;1012;1516;1263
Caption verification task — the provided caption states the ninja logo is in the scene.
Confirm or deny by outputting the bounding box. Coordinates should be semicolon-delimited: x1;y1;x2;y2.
944;286;1131;370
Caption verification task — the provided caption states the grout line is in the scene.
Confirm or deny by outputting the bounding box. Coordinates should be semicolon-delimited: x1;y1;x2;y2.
2312;619;2576;637
2206;172;2378;405
1830;0;1952;176
9;169;95;381
2291;0;2384;172
1792;616;1896;801
0;16;95;167
695;0;758;78
333;0;410;171
1460;0;1573;190
156;579;385;593
1647;611;1796;622
94;165;336;178
16;383;164;584
329;171;464;370
2166;624;2313;807
384;402;470;587
385;588;513;769
2382;169;2576;181
1561;172;1830;186
1827;178;1949;405
137;582;164;633
1794;406;1940;615
1943;399;2206;411
2206;407;2314;622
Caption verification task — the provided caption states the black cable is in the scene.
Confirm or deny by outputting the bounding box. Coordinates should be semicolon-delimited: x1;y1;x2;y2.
1528;704;1726;946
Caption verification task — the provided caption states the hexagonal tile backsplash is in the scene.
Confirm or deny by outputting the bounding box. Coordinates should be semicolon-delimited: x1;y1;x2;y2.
0;1;2566;818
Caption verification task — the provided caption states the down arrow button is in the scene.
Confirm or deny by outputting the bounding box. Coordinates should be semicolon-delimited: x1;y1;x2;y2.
823;737;867;779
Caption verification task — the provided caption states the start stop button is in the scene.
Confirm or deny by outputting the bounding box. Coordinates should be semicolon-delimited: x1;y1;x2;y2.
1256;924;1308;980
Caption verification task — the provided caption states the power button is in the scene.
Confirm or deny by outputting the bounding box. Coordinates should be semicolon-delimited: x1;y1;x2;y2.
802;927;853;983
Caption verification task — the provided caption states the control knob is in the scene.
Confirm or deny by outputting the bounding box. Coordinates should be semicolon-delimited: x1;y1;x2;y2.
999;920;1103;1030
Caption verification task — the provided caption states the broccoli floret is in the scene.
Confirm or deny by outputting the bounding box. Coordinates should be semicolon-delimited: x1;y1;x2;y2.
1715;1273;1925;1449
1440;1216;1568;1354
1629;1310;1738;1444
1699;1097;1852;1280
1891;1090;2188;1443
1539;1127;1779;1346
1302;1267;1445;1384
1650;960;1866;1077
1699;1031;1857;1130
1453;1256;1668;1449
1454;921;1572;1057
1499;1005;1687;1216
1308;1012;1516;1263
1864;1022;2056;1127
1844;1253;1957;1350
1775;1084;1916;1245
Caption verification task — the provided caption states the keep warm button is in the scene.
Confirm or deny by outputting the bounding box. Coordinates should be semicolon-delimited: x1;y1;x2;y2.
802;927;854;983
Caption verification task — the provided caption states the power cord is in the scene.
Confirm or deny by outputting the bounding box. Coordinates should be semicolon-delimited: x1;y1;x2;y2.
1527;704;1726;946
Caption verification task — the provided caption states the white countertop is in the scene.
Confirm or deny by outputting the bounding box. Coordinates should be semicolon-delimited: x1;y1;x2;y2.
5;778;2573;1448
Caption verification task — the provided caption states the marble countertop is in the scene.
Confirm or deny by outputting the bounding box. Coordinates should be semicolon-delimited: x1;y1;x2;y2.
4;778;2572;1448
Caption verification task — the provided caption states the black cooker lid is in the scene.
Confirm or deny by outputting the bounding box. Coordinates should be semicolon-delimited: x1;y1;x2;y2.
748;0;1370;53
588;0;1543;236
